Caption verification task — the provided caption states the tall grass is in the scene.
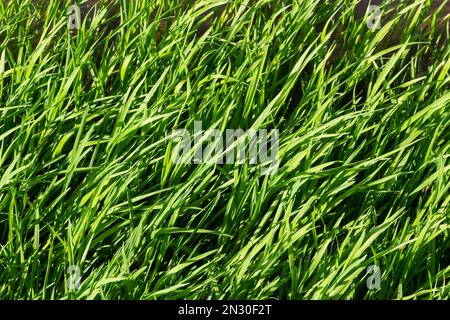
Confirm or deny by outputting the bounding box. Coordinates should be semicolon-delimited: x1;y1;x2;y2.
0;0;449;299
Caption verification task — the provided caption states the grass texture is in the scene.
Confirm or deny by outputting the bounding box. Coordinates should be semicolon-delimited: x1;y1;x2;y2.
0;0;449;299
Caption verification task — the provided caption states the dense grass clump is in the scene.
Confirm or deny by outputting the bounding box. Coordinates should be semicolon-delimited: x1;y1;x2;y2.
0;0;449;299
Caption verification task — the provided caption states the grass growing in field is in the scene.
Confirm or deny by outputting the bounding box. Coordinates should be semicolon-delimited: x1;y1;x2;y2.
0;0;449;299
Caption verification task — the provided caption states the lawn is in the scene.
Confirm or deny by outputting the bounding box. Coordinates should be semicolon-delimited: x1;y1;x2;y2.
0;0;449;299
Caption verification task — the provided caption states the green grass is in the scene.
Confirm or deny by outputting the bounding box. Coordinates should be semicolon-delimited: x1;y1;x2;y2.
0;0;449;300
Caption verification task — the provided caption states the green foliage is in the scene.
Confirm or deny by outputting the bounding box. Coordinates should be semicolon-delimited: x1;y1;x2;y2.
0;0;449;299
